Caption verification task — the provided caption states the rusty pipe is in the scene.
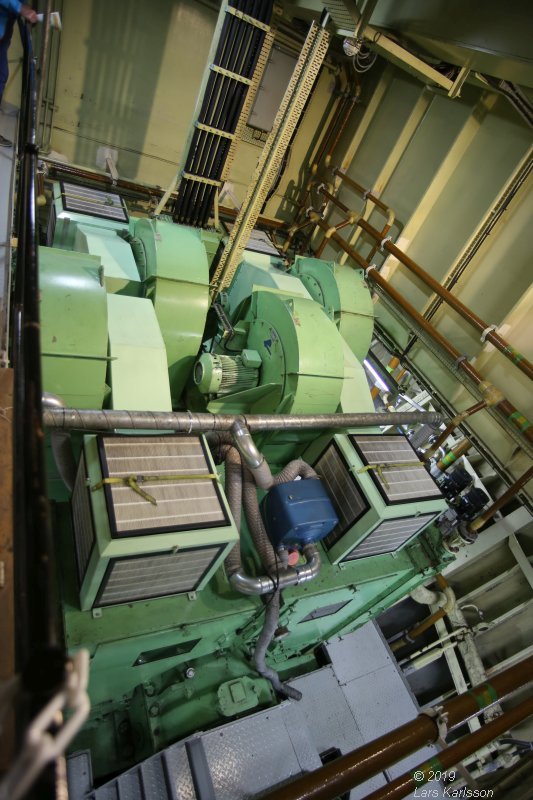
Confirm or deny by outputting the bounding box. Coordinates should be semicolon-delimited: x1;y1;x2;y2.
468;465;533;533
261;655;533;800
436;439;472;471
364;695;533;800
307;211;533;446
321;185;533;381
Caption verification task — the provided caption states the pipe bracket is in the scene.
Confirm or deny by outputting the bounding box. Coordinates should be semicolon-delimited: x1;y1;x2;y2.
453;354;468;370
421;705;449;742
480;324;498;343
379;235;393;252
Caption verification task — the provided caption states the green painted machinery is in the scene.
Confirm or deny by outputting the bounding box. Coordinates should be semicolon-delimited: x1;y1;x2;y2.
38;183;452;779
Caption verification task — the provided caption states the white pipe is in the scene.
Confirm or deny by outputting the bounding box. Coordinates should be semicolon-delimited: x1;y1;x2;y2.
229;544;321;596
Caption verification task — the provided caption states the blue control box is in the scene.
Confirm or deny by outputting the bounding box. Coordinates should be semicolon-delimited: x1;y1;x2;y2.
261;478;339;548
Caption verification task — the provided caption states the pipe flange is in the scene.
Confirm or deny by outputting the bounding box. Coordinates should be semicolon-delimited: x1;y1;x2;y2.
421;705;449;742
379;235;393;252
480;324;498;343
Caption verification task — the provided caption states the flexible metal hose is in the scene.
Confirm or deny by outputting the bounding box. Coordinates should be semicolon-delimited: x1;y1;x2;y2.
272;458;319;485
253;590;302;701
242;467;278;572
221;445;243;578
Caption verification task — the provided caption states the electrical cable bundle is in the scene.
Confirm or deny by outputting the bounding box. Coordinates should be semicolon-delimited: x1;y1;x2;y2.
173;0;274;228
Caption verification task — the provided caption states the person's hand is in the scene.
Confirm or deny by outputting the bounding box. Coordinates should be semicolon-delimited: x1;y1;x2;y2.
20;4;38;24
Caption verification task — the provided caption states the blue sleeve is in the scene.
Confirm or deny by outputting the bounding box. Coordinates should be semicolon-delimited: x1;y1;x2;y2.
0;0;23;14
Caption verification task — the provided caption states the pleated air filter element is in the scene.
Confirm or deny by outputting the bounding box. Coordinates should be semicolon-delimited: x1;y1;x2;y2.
312;433;446;564
100;436;227;535
61;181;128;223
71;434;238;610
350;434;443;505
342;515;436;562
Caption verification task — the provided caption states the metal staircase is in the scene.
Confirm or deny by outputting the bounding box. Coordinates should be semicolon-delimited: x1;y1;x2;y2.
67;623;444;800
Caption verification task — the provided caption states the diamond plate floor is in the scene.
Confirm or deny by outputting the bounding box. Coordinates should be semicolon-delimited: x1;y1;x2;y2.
68;622;444;800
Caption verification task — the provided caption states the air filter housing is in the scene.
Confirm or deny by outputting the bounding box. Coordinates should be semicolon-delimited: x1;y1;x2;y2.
71;434;238;610
48;181;129;249
309;433;447;564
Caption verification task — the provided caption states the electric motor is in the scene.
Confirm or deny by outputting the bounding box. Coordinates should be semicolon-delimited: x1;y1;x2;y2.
194;352;260;397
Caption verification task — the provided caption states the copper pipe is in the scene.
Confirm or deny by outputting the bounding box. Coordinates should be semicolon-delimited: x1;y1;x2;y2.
423;400;490;459
329;171;395;261
390;575;453;652
468;466;533;533
261;655;533;800
324;86;360;166
218;204;286;231
367;221;391;262
308;211;533;445
321;186;533;381
365;695;533;800
388;357;401;371
282;219;314;253
333;168;392;215
315;218;353;257
292;95;349;225
316;93;350;169
436;439;472;471
293;79;360;226
369;355;400;399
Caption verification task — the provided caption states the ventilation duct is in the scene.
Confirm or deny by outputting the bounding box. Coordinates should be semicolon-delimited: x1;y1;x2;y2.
71;434;238;609
311;433;446;564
